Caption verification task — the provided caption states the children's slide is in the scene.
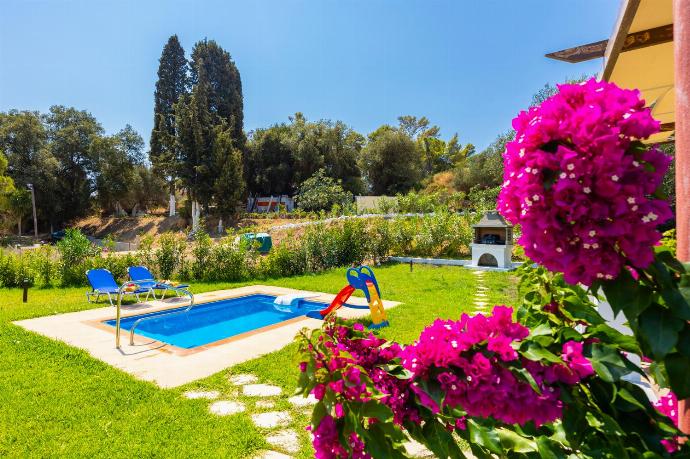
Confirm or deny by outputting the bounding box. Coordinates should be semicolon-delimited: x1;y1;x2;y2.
320;285;355;316
318;266;389;328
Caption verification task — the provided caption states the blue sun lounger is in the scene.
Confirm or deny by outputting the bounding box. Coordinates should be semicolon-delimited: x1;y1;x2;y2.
86;268;150;306
127;266;190;300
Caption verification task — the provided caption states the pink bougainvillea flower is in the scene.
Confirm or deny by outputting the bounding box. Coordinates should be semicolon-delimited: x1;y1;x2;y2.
497;78;672;286
654;392;681;453
400;306;578;427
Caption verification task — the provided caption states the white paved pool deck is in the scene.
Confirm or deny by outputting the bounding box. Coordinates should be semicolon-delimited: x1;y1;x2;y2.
13;285;400;388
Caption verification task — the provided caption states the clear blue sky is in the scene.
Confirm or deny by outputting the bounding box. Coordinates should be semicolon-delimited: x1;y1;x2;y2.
0;0;619;152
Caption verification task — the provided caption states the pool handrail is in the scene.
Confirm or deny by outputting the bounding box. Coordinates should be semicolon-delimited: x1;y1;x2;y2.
114;281;194;349
128;287;195;346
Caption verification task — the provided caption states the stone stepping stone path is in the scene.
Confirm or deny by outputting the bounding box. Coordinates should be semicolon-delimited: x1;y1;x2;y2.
266;429;300;453
252;411;292;429
209;400;246;416
288;394;317;407
195;372;301;457
229;373;258;385
254;451;292;459
243;384;282;397
183;390;220;400
471;270;490;312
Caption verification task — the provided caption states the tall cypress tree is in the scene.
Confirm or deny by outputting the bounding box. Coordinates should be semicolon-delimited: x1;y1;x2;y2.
177;39;245;224
150;35;188;215
189;40;244;146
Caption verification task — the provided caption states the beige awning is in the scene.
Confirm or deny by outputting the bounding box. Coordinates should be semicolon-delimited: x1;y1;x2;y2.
546;0;675;143
603;0;674;143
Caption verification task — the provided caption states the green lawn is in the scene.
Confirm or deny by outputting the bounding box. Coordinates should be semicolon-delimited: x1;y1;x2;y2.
0;263;516;458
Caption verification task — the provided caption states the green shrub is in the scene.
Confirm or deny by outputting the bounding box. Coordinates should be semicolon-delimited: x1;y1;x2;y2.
258;241;306;278
57;229;100;286
191;230;212;280
296;169;353;212
136;234;155;269
155;233;186;280
366;217;393;263
206;237;250;282
0;250;33;287
26;245;57;287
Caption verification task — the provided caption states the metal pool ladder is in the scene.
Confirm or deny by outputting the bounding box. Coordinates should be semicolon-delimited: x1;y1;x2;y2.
115;282;195;349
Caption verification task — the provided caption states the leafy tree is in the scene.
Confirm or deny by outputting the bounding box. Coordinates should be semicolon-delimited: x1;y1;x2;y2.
94;127;148;215
421;134;475;175
454;131;513;192
177;39;246;222
246;124;294;196
0;110;59;230
130;165;167;211
44;105;103;224
150;35;189;210
360;126;422;195
397;115;473;177
213;125;245;216
320;120;365;195
189;39;244;146
176;81;215;209
0;152;17;231
7;188;31;235
284;112;325;186
295;169;353;211
397;115;436;139
246;114;365;197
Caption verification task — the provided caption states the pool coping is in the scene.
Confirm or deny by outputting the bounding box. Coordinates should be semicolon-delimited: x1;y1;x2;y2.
13;285;400;388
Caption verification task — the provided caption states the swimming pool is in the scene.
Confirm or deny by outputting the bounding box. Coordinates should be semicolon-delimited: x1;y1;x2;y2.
104;294;327;349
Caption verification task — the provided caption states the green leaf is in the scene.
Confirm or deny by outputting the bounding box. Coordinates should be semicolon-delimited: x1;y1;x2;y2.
361;423;408;459
561;295;605;325
602;271;652;319
521;342;562;363
586;323;641;354
647;361;669;389
660;285;690;320
665;352;690;399
360;400;393;423
677;327;690;355
497;428;537;453
536;436;566;459
614;386;649;412
311;402;327;428
638;307;683;359
513;367;542;394
679;263;690;305
655;247;686;273
467;419;503;455
589;343;639;382
529;322;553;337
418;420;466;459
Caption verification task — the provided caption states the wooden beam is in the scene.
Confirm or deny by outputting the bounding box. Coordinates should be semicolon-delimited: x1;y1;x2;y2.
660;122;675;132
545;40;608;63
601;0;641;80
546;23;673;64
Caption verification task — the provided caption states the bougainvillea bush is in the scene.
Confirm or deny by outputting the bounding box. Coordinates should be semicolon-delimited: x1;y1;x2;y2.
296;79;690;458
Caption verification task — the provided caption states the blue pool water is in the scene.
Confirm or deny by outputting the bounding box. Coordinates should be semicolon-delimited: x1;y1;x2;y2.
104;294;328;349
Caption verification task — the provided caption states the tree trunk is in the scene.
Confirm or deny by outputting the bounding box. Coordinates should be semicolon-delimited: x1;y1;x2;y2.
191;200;201;232
18;218;21;236
217;217;224;235
169;182;176;217
131;203;139;217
